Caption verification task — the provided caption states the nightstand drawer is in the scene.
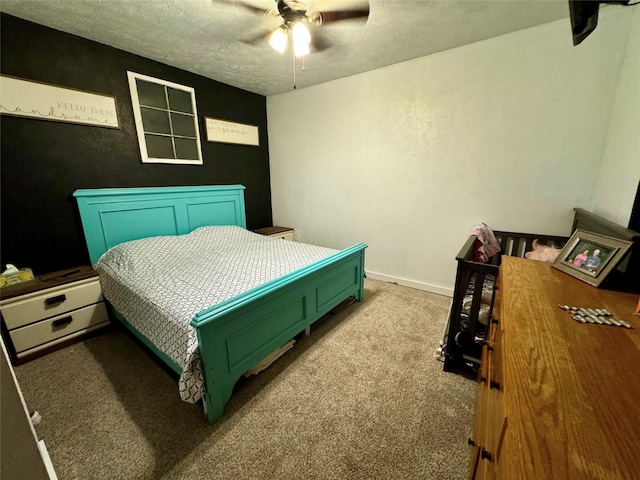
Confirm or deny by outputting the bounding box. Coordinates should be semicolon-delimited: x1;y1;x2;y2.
272;231;294;241
11;302;109;353
1;278;103;330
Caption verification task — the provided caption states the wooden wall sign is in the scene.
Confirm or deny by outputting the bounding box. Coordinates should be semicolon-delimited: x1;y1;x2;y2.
0;75;119;129
205;117;259;146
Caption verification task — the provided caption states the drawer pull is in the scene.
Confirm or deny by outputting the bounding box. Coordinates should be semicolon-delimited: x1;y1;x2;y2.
481;448;493;462
52;316;73;328
483;341;494;351
468;438;476;447
45;294;67;306
490;380;501;391
491;318;499;325
480;376;487;383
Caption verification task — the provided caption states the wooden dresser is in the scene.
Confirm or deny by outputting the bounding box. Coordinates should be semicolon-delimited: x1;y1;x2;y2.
469;256;640;479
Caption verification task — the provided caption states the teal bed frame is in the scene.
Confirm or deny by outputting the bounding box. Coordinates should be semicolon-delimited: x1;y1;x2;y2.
73;185;367;423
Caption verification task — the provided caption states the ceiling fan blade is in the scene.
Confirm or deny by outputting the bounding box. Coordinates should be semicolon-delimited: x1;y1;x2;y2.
214;0;278;16
236;3;268;15
310;29;332;52
316;7;369;25
241;29;273;45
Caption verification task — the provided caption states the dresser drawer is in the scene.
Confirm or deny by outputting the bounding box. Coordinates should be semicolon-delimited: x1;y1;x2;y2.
488;320;503;389
472;305;507;480
10;302;109;353
1;278;103;330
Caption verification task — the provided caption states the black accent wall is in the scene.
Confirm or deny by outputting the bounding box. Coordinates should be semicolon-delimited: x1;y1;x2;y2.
1;14;273;275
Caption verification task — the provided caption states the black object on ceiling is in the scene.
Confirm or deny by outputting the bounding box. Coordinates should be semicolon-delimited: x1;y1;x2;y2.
569;0;635;46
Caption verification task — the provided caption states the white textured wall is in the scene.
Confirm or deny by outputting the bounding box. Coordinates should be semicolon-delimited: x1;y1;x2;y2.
592;6;640;227
267;8;633;294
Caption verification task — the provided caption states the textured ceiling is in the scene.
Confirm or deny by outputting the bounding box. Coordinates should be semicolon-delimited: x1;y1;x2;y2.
0;0;572;96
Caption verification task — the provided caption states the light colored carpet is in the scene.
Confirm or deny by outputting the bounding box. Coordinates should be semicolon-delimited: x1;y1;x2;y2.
15;278;475;479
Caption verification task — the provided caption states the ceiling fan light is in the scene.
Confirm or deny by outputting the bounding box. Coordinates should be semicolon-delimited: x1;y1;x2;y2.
291;21;311;46
293;40;310;57
269;26;288;54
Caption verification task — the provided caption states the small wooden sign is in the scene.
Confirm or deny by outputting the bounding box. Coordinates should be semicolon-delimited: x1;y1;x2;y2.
0;75;119;129
205;117;259;146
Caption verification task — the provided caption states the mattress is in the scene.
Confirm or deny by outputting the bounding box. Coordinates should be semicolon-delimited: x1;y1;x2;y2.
95;225;338;403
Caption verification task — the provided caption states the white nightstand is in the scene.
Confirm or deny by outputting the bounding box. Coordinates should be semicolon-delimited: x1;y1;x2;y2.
0;266;110;362
252;226;294;241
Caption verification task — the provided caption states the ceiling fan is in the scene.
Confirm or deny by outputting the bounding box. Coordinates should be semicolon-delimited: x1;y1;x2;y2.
233;0;370;56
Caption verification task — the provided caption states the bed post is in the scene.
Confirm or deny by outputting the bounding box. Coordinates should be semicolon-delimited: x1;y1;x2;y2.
356;248;366;301
203;383;237;423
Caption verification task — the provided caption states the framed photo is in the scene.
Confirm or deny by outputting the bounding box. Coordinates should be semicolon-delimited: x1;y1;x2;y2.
552;230;632;287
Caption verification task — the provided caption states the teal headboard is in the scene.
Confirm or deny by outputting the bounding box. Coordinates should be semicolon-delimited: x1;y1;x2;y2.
73;185;247;265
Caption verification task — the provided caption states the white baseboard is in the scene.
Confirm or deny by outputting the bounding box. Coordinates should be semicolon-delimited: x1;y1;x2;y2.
365;271;453;297
38;440;58;480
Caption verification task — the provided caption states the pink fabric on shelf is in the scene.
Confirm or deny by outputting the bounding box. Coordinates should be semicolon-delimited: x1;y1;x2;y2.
470;223;501;263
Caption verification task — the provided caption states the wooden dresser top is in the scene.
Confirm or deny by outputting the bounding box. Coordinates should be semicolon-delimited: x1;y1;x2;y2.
252;226;293;236
499;257;640;480
0;265;97;301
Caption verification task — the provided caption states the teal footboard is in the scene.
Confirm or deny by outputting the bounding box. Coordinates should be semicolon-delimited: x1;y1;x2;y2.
192;243;367;423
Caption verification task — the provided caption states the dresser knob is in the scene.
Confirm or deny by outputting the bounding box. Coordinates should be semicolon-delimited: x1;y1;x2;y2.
490;380;501;391
491;318;499;325
481;448;493;462
468;438;475;447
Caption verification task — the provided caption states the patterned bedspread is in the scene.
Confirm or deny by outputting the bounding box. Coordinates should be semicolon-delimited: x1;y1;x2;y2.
95;225;338;403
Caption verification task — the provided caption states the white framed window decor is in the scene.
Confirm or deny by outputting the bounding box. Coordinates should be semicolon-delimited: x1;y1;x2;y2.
127;72;203;165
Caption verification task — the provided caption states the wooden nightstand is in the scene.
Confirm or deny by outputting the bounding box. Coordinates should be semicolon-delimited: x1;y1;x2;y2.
0;265;110;363
252;226;294;241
